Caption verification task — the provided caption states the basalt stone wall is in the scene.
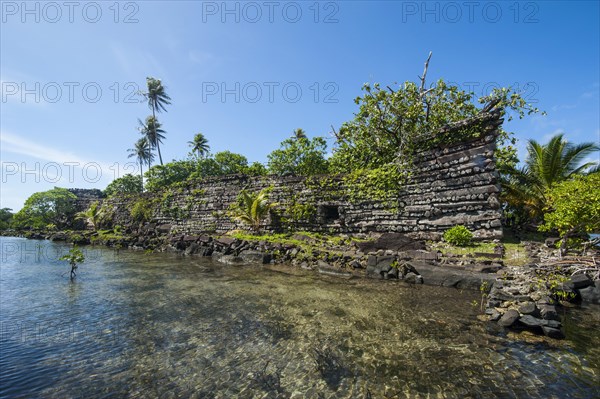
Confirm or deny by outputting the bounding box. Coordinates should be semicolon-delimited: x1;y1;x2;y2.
99;110;504;240
68;188;104;212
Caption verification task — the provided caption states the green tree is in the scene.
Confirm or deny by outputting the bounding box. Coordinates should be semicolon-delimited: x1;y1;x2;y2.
246;161;268;176
104;174;143;197
329;80;539;173
59;246;85;280
75;201;104;230
0;208;13;230
230;188;278;232
267;133;329;176
188;132;210;158
503;134;598;222
143;77;171;165
144;159;196;191
214;151;249;175
128;137;154;188
138;116;166;165
539;174;600;254
12;188;77;229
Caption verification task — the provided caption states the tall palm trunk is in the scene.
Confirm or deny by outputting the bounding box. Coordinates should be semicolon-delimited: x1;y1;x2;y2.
151;107;163;165
139;162;144;190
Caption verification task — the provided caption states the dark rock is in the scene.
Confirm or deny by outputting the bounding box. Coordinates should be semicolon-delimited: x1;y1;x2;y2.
356;233;425;253
570;274;593;289
198;235;212;243
367;255;377;267
376;256;396;270
542;326;565;339
350;260;363;269
239;250;269;264
518;302;537;315
156;224;171;234
487;299;501;308
185;243;200;255
489;309;501;321
50;232;68;241
404;272;423;284
397;250;439;261
578;280;600;304
498;309;520;327
467;264;502;273
518;315;544;329
387;268;399;279
539;304;560;320
216;237;236;246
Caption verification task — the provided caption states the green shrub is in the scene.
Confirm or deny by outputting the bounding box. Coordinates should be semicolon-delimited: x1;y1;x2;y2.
443;225;473;246
130;199;153;222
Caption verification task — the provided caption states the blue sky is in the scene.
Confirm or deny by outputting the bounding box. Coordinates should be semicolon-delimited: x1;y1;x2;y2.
1;0;599;211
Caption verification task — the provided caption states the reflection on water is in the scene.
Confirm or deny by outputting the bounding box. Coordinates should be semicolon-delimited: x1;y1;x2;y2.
1;237;598;398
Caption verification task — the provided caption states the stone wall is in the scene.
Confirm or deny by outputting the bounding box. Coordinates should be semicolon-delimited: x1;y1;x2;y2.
98;109;504;240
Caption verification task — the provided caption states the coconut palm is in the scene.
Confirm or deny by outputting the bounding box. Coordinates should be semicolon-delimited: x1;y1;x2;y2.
143;77;171;165
293;128;307;140
188;133;210;158
230;188;278;232
128;137;154;188
503;133;599;222
138;116;166;165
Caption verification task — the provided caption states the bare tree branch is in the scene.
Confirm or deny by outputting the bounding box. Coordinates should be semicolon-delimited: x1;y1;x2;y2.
419;51;433;95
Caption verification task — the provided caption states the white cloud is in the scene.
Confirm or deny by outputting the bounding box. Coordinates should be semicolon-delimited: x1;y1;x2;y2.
110;43;167;80
188;50;216;65
0;130;113;174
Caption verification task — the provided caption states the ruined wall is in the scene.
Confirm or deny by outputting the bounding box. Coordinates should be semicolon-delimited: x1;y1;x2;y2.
99;110;504;240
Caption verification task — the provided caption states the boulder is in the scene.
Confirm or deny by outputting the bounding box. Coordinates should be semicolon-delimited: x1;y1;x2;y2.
518;302;538;316
542;326;565;339
498;309;520;327
356;233;425;253
239;250;270;264
404;272;423;284
578;280;600;304
569;274;593;289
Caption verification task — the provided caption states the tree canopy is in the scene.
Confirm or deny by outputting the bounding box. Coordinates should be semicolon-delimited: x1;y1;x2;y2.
267;133;328;176
104;174;143;197
12;188;77;229
539;173;600;253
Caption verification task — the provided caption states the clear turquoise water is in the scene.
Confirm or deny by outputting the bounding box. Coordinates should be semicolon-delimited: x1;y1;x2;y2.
1;236;598;398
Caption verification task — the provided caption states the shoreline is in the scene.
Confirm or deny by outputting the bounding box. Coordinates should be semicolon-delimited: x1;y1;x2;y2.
2;229;599;341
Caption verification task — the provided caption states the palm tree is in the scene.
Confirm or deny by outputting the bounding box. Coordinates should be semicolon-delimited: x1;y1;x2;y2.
128;137;154;188
230;188;278;232
143;77;171;165
293;128;307;140
75;201;103;230
503;133;598;222
138;116;166;165
188;133;210;158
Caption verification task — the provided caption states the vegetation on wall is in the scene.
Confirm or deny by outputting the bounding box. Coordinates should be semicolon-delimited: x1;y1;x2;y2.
229;188;278;232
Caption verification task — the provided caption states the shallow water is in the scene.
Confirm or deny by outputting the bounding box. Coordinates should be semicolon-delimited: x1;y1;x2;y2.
1;236;598;398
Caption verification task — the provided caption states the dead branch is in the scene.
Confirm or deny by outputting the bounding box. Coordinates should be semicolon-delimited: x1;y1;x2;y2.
419;51;433;95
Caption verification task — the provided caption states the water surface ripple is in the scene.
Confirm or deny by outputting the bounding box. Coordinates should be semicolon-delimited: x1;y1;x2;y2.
1;237;598;398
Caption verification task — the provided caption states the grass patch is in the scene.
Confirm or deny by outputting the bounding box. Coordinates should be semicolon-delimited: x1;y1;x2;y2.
429;239;530;267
